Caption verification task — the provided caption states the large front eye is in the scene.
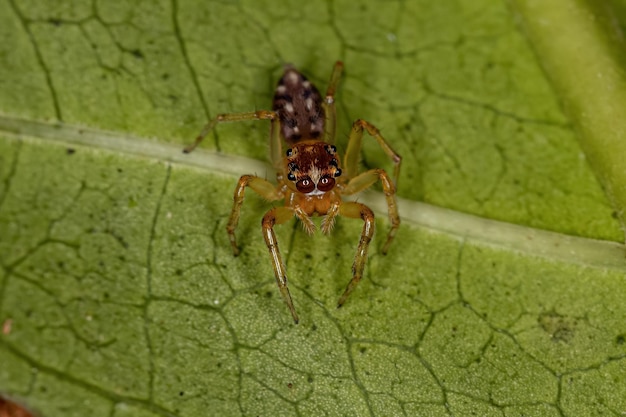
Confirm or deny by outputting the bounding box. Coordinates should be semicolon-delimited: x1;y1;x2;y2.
317;176;335;192
296;177;315;193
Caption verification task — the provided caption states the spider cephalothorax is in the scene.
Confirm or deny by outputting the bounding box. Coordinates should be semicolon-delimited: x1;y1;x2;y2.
184;62;401;324
284;141;342;195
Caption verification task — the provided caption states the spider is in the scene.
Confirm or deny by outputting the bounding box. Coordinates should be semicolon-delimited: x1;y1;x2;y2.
184;61;401;324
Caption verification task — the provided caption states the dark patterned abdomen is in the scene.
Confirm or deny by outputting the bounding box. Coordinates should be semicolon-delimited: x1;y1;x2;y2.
272;66;325;144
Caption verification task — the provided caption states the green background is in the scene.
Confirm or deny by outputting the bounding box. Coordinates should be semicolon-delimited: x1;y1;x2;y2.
1;0;626;416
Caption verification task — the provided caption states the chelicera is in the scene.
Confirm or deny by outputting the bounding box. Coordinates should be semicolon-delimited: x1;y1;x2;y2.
184;61;401;324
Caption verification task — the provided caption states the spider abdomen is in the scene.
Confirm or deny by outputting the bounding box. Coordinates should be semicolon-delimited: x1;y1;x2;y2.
273;66;325;144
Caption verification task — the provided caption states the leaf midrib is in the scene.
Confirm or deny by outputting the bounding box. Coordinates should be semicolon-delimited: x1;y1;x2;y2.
1;114;623;270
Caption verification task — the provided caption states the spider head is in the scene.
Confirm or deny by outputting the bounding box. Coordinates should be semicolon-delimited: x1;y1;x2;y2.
284;141;342;195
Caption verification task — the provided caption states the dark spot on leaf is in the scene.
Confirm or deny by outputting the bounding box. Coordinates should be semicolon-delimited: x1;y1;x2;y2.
131;49;144;59
307;376;313;383
179;391;184;396
175;269;183;276
287;383;293;389
48;18;62;26
162;73;170;80
311;324;317;331
616;334;625;345
66;148;75;155
538;311;575;343
612;211;619;219
265;291;273;298
359;346;367;354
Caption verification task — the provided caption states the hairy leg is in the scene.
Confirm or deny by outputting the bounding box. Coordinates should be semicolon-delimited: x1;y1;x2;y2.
262;207;298;323
341;169;400;254
337;201;375;308
226;175;283;256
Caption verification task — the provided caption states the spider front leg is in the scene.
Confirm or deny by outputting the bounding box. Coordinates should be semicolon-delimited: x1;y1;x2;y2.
226;175;283;256
262;207;299;324
341;169;400;254
337;202;375;308
344;119;402;187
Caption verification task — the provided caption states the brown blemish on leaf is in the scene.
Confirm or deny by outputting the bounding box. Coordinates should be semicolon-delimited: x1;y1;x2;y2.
538;311;576;343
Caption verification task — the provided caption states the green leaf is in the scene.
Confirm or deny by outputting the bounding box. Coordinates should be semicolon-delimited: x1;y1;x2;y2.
1;1;625;416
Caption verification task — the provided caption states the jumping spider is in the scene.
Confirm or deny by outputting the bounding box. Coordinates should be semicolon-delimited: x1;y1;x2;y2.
184;61;401;324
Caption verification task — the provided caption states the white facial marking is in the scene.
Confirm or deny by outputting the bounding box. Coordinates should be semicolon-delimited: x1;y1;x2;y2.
307;189;325;196
308;164;322;184
303;81;311;88
284;102;294;113
293;126;300;133
276;85;287;93
305;97;313;111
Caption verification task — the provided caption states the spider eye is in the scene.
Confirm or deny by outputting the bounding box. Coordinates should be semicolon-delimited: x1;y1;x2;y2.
334;168;342;178
317;176;335;192
296;177;315;193
286;148;293;157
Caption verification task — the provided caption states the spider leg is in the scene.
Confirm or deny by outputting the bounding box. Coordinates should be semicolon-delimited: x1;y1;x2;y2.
337;201;375;308
262;206;299;324
341;169;400;254
183;110;279;154
343;119;402;188
322;61;344;144
227;175;283;256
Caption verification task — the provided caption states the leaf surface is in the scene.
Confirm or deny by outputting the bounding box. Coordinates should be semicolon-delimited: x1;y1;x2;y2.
1;1;626;416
